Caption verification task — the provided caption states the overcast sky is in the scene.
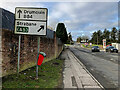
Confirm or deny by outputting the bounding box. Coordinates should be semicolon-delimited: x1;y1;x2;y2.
0;0;119;41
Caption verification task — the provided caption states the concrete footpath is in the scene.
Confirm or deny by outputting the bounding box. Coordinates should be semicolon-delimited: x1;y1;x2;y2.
62;49;104;90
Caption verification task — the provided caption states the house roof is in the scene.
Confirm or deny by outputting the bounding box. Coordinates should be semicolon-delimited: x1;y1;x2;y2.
0;8;15;30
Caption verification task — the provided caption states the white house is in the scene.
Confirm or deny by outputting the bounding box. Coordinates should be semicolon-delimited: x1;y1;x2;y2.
112;43;120;51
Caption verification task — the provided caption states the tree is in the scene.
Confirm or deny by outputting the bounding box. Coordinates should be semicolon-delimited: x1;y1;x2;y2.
97;30;103;44
56;23;68;43
67;32;73;44
111;27;117;43
103;29;110;39
102;28;110;44
90;27;118;45
90;30;103;44
81;35;89;40
77;35;89;43
91;31;97;44
77;36;82;43
118;29;120;43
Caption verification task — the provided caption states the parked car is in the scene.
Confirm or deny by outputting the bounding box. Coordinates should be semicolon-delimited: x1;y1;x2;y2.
106;46;118;53
91;46;100;52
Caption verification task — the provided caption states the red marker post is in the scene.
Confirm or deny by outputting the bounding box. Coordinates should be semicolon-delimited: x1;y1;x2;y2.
36;52;46;79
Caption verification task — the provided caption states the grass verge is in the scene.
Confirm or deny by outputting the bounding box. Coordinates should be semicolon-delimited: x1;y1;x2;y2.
82;44;103;50
2;59;64;88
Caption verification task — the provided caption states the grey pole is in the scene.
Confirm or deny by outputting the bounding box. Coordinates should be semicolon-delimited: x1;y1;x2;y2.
36;36;40;79
97;34;98;45
17;35;21;73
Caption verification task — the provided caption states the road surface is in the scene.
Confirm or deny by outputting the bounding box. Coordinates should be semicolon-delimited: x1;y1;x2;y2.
69;45;119;89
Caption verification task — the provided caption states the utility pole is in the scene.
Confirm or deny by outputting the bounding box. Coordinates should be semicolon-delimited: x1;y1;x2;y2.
97;34;98;45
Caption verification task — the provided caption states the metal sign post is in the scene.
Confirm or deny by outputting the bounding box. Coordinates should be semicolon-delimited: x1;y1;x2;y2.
36;37;40;79
17;35;21;73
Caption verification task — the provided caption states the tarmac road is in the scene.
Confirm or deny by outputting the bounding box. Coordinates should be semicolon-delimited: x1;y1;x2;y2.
69;45;119;89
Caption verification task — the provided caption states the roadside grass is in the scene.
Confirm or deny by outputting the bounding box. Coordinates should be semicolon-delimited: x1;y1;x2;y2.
2;59;64;88
65;44;71;46
82;44;103;50
92;44;103;50
92;44;102;47
82;44;91;49
82;44;87;48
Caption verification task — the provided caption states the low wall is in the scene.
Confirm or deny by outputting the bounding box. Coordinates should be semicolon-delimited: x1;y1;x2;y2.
2;29;63;76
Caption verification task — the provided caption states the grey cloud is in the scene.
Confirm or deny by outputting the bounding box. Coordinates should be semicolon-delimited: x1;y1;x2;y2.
49;2;118;41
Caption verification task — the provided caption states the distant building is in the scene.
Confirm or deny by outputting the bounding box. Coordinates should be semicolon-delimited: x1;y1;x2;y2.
80;39;88;43
112;43;120;51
